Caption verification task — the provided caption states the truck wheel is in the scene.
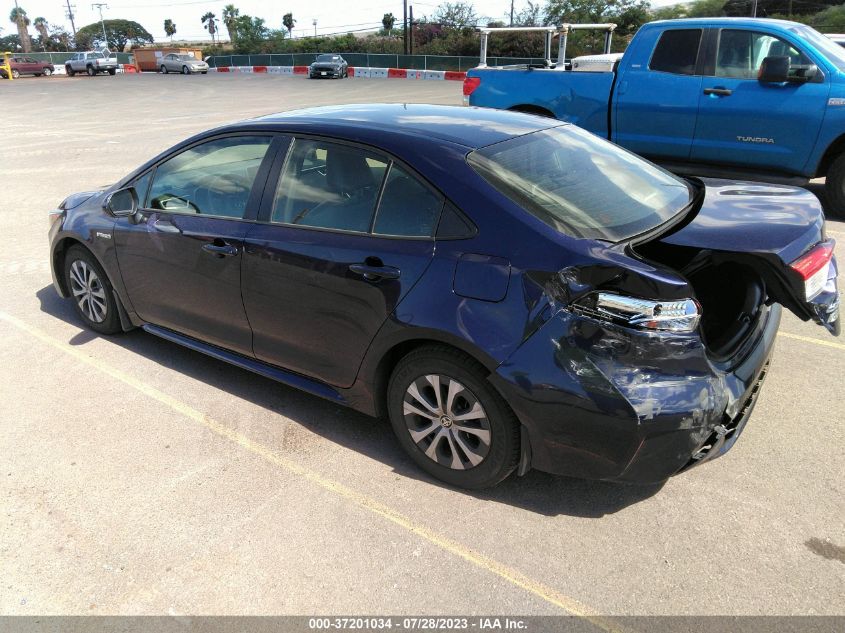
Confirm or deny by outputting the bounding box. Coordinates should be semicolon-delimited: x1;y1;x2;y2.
108;68;116;76
161;64;168;74
43;67;52;76
86;65;95;76
825;154;845;216
66;65;74;76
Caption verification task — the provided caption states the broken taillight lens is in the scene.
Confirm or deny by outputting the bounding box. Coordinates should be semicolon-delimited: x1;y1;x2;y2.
574;292;701;333
790;240;835;301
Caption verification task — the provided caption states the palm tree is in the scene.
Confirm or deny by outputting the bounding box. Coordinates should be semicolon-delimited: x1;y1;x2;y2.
201;12;217;45
33;16;48;42
382;13;395;36
163;18;176;42
222;4;239;43
9;7;32;53
282;12;295;38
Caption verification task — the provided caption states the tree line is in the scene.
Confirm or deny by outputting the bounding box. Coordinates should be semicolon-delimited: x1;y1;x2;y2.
3;0;845;58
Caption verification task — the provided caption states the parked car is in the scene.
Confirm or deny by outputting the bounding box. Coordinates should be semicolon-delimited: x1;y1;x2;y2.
48;105;839;489
827;34;845;48
65;51;118;76
0;56;55;78
309;54;348;78
159;53;209;74
467;18;845;213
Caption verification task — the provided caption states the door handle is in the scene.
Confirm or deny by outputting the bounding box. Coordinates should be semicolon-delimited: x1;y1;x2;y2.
703;87;732;96
202;242;238;257
349;263;401;281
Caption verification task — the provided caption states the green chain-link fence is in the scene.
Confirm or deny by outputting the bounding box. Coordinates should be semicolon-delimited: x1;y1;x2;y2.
206;53;546;71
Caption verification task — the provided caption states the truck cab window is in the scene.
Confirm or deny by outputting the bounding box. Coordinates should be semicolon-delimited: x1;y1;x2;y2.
649;29;702;75
716;30;811;80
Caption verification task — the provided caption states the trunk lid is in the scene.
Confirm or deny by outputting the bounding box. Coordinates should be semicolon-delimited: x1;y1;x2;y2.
636;178;839;336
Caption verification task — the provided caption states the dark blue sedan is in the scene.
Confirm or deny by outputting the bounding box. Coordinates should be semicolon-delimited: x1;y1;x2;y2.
48;104;840;488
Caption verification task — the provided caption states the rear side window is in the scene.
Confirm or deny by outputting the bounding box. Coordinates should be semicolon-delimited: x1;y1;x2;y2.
650;29;702;75
272;139;388;233
373;165;443;237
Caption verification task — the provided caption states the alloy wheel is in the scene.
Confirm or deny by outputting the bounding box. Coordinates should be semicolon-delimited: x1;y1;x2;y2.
69;260;108;323
403;374;492;470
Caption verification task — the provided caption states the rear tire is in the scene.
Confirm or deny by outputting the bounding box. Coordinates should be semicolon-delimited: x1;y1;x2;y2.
63;245;122;335
386;346;520;489
108;68;116;76
86;65;95;76
825;153;845;216
43;67;52;76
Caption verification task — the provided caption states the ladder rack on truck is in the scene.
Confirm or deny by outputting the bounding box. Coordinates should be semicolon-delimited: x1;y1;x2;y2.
476;23;617;69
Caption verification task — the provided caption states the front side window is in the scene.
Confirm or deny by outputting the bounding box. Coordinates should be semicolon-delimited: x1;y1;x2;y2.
467;125;692;242
271;139;388;232
649;29;702;75
716;29;812;79
146;136;272;218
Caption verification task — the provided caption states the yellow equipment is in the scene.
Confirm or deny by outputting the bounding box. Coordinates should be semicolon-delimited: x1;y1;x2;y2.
1;52;12;80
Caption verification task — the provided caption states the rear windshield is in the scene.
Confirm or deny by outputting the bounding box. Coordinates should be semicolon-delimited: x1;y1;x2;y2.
467;125;691;241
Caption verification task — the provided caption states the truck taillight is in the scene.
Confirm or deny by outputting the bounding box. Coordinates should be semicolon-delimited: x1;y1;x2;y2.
790;240;836;300
573;292;701;333
463;77;480;96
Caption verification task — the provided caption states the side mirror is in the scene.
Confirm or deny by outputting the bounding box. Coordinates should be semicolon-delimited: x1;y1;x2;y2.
758;56;789;83
792;63;819;82
103;186;137;217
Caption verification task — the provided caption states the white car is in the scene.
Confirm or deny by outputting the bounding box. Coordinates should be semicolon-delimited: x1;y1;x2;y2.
826;34;845;48
159;54;208;75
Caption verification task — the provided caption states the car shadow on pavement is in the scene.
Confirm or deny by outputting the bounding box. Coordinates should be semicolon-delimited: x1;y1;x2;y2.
36;285;664;518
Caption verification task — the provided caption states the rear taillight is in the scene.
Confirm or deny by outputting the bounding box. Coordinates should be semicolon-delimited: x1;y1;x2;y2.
573;292;701;333
790;240;835;300
463;76;481;96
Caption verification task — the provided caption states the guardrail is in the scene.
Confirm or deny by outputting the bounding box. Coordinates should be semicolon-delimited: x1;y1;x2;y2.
206;53;547;72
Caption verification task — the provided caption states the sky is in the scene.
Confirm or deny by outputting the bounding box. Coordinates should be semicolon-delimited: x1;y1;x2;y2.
3;0;680;43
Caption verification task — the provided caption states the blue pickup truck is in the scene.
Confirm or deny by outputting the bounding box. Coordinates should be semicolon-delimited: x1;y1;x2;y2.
466;18;845;212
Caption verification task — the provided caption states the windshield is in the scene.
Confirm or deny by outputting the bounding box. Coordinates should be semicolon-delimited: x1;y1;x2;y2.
790;25;845;71
177;55;195;61
467;125;692;242
316;55;339;62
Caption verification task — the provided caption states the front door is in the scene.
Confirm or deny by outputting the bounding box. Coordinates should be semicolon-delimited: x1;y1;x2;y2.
114;134;277;356
691;28;829;173
242;137;442;387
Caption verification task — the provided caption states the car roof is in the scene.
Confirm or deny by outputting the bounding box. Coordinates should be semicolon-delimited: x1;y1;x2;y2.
240;104;558;149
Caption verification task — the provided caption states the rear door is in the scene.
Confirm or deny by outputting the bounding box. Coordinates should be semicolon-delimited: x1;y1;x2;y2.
613;27;705;160
242;136;442;387
691;28;829;173
114;133;279;355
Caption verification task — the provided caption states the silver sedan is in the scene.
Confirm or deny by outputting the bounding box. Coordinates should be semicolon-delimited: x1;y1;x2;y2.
159;54;209;75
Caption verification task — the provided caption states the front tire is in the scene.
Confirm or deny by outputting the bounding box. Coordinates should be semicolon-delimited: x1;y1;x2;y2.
66;65;75;77
11;69;20;79
387;346;520;489
161;64;168;74
63;245;122;335
825;153;845;216
182;65;189;74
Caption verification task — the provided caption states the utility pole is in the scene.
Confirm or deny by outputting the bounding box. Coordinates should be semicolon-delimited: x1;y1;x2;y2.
92;3;108;48
312;18;317;37
65;0;78;37
403;0;408;55
409;5;413;55
510;0;514;26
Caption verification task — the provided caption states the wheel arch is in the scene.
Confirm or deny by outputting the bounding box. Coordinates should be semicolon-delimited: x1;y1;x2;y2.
814;132;845;178
508;104;557;119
